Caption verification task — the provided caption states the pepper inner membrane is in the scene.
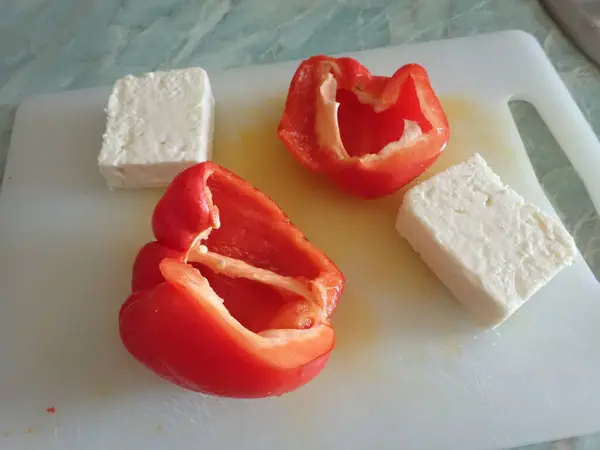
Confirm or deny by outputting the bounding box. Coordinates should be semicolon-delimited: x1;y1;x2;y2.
188;173;323;335
336;77;433;158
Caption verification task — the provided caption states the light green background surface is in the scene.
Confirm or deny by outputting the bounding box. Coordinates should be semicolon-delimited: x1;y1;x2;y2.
1;1;599;449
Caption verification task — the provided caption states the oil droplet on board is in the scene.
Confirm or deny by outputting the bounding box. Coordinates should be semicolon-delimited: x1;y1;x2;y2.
95;385;109;398
440;339;463;357
330;288;379;361
437;96;526;182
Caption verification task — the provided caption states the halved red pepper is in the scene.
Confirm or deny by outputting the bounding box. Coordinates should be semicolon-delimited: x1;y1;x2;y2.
278;56;450;199
119;162;345;398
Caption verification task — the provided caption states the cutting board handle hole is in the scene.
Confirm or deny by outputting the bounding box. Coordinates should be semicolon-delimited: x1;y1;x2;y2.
508;99;600;280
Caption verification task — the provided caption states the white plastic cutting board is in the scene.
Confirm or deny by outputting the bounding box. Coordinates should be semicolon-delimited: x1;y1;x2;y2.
2;30;600;450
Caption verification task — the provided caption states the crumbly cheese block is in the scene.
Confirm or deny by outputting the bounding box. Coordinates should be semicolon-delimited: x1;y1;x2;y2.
98;67;214;189
396;153;577;328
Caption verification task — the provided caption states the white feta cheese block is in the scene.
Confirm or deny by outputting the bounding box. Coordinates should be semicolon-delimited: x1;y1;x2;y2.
395;153;577;328
98;67;214;189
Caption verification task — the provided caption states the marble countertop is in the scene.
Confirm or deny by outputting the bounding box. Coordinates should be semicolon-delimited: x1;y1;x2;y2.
1;1;599;449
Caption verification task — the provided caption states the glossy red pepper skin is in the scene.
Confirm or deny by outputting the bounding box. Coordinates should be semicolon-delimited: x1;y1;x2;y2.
119;162;345;398
278;56;450;199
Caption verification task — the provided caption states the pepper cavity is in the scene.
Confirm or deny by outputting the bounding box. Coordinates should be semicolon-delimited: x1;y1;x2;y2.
120;161;344;398
278;55;450;199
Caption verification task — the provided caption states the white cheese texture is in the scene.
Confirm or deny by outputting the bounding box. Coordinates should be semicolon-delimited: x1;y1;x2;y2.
396;153;577;328
98;67;214;189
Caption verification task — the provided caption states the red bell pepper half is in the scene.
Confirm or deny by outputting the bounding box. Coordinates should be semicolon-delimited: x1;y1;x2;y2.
278;56;450;199
119;162;345;398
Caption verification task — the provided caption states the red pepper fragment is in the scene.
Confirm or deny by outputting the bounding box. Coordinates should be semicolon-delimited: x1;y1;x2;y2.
278;56;450;199
45;407;56;414
119;162;345;398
